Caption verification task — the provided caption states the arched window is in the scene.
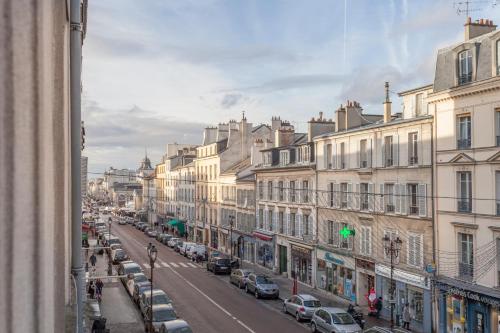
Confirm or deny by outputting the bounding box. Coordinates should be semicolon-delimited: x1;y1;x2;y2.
458;49;472;84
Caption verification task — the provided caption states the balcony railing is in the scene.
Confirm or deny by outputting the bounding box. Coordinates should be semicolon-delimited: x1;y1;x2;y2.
385;158;393;167
409;205;419;215
341;201;348;208
360;160;368;168
457;200;472;213
458;262;474;281
457;138;471;149
409;156;418;166
361;201;369;211
386;204;395;213
459;73;472;85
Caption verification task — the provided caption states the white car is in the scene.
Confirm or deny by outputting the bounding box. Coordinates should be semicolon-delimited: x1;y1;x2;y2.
179;242;195;256
186;244;206;259
167;238;180;248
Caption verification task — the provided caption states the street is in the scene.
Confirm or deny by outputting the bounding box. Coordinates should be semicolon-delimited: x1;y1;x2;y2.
111;220;309;333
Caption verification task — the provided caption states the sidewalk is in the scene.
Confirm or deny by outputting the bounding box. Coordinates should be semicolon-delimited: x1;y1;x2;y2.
83;239;144;332
240;260;394;330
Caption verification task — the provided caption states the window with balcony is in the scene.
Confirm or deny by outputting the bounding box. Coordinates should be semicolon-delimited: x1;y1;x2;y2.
407;184;418;215
457;115;471;149
384;136;394;167
457;171;472;213
458;49;472;85
408;132;418;166
458;232;474;280
385;183;395;213
268;181;273;201
339;142;345;169
302;180;309;203
279;212;284;233
278;181;284;201
360;183;369;211
340;183;348;208
359;139;368;168
290;181;296;202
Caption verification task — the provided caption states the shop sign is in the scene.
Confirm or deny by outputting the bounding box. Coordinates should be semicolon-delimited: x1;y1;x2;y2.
375;264;430;290
356;258;375;271
317;248;355;269
443;286;500;308
291;245;312;260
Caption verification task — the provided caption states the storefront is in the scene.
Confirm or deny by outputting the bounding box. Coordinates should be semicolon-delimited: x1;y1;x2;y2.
210;226;218;249
355;258;375;306
316;248;356;302
375;264;431;332
291;244;313;285
254;231;274;269
436;276;500;333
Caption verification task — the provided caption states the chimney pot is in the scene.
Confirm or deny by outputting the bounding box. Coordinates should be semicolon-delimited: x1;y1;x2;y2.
480;18;484;25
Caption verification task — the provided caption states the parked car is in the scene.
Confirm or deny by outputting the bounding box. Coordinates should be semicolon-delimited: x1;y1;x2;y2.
118;218;127;225
109;243;123;257
174;240;183;252
133;281;152;304
206;257;231;275
156;233;166;241
161;234;173;245
126;217;134;224
146;230;158;238
179;242;195;256
140;224;150;231
144;304;177;333
245;274;279;299
310;307;362;333
166;237;179;248
186;244;205;259
112;249;129;264
139;289;172;317
135;222;145;230
126;272;148;296
159;319;192;333
229;269;252;288
133;221;141;228
118;262;143;284
283;294;321;321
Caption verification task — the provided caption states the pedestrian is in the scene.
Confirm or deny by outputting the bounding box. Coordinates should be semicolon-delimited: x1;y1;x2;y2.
402;302;411;330
88;281;95;299
375;296;383;318
90;253;97;267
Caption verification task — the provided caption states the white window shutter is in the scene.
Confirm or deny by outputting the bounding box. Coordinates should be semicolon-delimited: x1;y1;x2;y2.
368;183;374;211
379;183;385;212
408;234;415;266
355;183;360;210
418;183;427;217
323;143;328;169
347;183;353;209
333;222;340;247
368;139;372;167
332;142;337;169
394;135;399;166
334;183;340;208
394;184;401;214
415;234;423;267
401;184;407;215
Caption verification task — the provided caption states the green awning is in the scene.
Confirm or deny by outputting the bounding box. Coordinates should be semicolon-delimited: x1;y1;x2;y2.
165;219;185;234
166;219;180;226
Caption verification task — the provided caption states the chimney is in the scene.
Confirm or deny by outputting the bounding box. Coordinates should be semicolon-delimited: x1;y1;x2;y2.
464;17;496;40
383;81;392;123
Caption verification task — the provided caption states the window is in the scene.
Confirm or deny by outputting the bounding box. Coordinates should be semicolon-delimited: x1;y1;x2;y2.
280;151;290;166
268;211;273;231
328;183;334;207
457;115;471;149
290;181;296;202
340;222;353;250
458;233;474;280
359;139;368;168
340;183;348;208
279;212;284;233
496;171;500;216
496;111;500;147
258;181;263;200
408;184;418;215
278;181;284;201
302;180;309;203
408;132;418;165
303;214;310;235
497;238;500;286
408;233;423;268
360;183;369;210
267;181;273;201
385;184;395;213
325;144;333;169
290;213;296;236
263;152;272;166
457;171;472;212
415;93;425;116
258;209;264;229
384;136;394;167
327;220;339;246
360;226;372;256
458;50;472;85
339;142;345;169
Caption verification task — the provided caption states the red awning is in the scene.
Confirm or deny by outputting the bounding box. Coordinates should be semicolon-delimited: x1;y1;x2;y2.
253;231;272;241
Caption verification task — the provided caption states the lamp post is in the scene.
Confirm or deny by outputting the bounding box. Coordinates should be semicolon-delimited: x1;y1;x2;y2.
383;235;402;330
229;215;234;260
107;220;112;275
147;244;157;332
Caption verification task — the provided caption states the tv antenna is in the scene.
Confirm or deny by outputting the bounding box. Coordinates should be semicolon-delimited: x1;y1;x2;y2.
453;0;497;16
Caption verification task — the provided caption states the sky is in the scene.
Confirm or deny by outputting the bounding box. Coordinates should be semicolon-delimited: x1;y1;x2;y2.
82;0;500;175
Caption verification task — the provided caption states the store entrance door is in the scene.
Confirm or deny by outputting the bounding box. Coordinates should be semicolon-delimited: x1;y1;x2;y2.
279;245;287;274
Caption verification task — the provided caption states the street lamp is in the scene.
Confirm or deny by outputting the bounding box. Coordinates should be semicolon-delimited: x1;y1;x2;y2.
383;235;402;330
229;215;234;260
107;219;112;275
147;244;157;332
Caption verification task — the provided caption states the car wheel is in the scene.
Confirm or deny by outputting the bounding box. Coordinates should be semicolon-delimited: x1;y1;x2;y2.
254;290;259;299
310;322;317;333
295;312;301;322
282;304;287;314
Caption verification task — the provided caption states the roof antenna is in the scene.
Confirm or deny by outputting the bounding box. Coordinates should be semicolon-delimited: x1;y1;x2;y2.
453;0;491;17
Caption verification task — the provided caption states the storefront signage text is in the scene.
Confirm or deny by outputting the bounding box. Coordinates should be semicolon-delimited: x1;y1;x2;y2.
376;264;430;290
324;252;345;266
447;287;500;308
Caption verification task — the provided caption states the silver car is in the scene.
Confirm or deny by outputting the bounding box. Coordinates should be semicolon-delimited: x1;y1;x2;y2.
245;274;279;299
283;294;321;321
310;307;362;333
144;304;177;333
159;319;192;333
140;289;172;317
229;269;252;289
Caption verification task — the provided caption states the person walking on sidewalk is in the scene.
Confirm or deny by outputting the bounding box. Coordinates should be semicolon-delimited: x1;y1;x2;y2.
402;302;411;330
90;253;97;267
375;296;383;318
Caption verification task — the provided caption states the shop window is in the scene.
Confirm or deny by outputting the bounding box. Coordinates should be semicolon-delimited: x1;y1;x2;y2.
407;287;424;323
382;277;396;310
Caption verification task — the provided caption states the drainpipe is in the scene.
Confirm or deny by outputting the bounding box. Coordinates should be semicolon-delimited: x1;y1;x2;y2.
70;1;84;332
430;107;437;333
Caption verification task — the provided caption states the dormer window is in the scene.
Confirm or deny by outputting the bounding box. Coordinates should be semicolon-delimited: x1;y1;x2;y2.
279;150;290;166
459;50;472;85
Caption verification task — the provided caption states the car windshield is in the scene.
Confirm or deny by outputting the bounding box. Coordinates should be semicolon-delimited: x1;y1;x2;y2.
126;266;141;274
134;275;148;283
303;300;321;307
256;276;272;284
217;259;230;265
152;294;171;305
170;327;193;333
115;250;126;257
139;284;151;293
332;312;355;325
153;309;176;322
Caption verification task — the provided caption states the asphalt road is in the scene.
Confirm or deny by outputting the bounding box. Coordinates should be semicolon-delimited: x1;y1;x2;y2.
112;222;309;333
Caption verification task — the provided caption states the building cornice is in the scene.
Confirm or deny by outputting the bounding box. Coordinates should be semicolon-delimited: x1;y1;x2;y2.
428;77;500;103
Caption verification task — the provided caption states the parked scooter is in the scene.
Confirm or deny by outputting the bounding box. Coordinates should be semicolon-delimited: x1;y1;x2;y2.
347;304;366;329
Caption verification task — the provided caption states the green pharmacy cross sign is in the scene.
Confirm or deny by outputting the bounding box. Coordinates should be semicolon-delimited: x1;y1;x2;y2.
340;226;355;239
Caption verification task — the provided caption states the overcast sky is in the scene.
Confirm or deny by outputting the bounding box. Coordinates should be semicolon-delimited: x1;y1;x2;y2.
82;0;500;175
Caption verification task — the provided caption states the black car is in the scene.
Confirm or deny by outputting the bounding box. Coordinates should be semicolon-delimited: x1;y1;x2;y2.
112;249;129;264
206;257;231;275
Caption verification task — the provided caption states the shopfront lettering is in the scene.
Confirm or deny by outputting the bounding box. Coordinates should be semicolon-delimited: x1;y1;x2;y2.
447;287;500;308
324;252;344;266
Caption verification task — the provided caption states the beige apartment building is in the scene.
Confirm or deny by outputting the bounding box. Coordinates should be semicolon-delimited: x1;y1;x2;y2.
429;18;500;333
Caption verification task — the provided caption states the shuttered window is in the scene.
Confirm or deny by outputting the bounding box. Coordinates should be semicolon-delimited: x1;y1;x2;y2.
360;226;372;256
408;233;423;268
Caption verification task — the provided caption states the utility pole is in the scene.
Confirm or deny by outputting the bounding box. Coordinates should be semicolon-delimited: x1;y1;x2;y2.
383;235;402;330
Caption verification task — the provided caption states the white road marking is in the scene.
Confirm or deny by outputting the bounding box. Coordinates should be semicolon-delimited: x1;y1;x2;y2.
160;261;170;268
187;263;197;267
167;266;256;333
143;263;151;269
170;262;179;268
179;262;188;267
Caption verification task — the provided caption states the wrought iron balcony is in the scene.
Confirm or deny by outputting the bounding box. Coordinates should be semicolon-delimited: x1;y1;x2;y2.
409;205;419;215
386;204;395;213
458;262;474;281
459;73;472;85
457;138;471;149
409;156;418;166
457;200;472;213
385;158;393;167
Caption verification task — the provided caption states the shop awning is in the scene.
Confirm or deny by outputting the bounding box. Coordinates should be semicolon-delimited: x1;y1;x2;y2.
166;219;185;235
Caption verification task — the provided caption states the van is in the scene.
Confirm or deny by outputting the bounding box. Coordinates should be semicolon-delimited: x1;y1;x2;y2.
179;242;195;256
187;244;206;259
